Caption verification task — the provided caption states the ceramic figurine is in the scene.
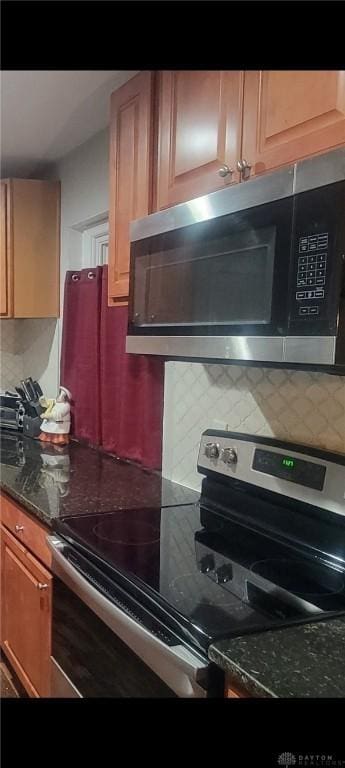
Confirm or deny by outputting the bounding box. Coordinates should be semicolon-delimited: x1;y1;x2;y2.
38;386;72;446
39;453;71;497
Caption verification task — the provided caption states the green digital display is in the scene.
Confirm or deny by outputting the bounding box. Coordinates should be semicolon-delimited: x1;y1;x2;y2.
253;449;326;491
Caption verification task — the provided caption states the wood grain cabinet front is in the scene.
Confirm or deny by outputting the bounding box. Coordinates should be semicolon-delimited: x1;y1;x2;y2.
108;71;154;305
242;70;345;178
155;70;345;199
0;525;52;697
224;675;251;698
0;178;60;318
156;70;243;209
0;492;52;570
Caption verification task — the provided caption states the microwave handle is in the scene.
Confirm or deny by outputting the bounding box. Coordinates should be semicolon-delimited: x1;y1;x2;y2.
47;535;209;698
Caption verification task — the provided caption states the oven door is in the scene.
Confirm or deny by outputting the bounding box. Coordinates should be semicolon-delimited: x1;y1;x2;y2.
48;536;221;698
127;193;293;361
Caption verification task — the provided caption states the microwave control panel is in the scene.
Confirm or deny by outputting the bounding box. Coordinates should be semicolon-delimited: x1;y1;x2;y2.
294;232;328;318
289;179;345;335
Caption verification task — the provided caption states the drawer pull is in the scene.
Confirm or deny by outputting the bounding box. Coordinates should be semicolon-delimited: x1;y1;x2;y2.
37;583;48;590
15;524;24;532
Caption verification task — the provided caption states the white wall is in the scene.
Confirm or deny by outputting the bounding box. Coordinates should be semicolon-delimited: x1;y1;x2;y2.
44;126;110;393
162;361;345;491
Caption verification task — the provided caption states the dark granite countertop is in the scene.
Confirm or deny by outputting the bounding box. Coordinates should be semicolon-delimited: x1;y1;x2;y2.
209;616;345;697
0;431;199;528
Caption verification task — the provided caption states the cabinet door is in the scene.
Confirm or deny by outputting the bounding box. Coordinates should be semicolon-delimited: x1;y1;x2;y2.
108;71;153;305
11;179;60;318
156;71;243;209
224;676;250;698
242;71;345;177
0;181;11;317
0;525;52;697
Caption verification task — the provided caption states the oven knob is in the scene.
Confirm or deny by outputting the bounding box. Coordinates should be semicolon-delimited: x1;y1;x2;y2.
204;442;220;459
221;447;237;465
216;564;233;584
199;554;215;574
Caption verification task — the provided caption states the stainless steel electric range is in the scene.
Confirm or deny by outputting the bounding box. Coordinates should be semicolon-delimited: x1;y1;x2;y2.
48;432;345;698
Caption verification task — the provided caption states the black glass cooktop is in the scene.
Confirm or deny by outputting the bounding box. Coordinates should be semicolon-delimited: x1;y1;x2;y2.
54;501;345;653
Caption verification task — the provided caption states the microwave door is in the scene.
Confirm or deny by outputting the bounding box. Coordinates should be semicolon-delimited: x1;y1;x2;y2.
140;235;276;328
130;195;293;339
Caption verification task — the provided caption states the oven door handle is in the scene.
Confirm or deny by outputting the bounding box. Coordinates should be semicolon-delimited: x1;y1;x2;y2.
47;535;210;698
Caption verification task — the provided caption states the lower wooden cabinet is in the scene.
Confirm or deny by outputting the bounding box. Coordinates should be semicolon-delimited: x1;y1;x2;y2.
224;675;250;698
0;524;52;697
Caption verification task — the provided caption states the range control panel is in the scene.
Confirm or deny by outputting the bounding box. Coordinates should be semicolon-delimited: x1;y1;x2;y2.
197;431;345;518
295;231;328;319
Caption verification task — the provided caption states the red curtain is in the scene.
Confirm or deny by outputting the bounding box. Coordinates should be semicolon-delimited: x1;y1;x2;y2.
60;267;102;445
60;265;164;469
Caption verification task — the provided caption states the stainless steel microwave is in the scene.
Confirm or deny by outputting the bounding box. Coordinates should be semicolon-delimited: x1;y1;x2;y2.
126;148;345;373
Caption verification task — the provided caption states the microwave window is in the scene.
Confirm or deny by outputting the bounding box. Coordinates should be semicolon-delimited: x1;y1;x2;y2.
133;225;276;327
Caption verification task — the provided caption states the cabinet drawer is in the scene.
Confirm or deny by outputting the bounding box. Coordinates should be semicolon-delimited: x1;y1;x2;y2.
0;492;51;570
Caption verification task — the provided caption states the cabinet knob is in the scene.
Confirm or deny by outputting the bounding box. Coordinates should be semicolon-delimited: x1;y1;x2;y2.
218;164;233;179
37;583;48;590
15;524;24;532
237;159;252;180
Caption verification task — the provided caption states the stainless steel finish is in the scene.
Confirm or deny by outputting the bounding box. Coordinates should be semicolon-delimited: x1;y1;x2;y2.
218;164;233;178
237;159;252;180
126;334;337;365
130;167;294;241
131;147;344;242
50;657;82;698
47;535;209;698
37;583;48;590
294;147;345;195
221;447;238;465
198;434;345;518
0;420;20;431
20;380;31;401
204;442;220;459
126;335;284;361
284;336;336;365
15;524;24;532
128;147;344;366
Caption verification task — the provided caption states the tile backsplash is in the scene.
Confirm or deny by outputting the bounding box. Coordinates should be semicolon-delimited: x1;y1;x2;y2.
162;361;345;491
0;318;58;394
0;320;24;388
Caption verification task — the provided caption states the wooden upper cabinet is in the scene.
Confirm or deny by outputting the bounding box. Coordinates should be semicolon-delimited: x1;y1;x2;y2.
156;71;244;209
108;72;154;305
242;71;345;178
1;525;52;697
0;178;60;318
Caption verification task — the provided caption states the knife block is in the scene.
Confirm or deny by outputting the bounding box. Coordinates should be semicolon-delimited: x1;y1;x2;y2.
23;415;42;438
